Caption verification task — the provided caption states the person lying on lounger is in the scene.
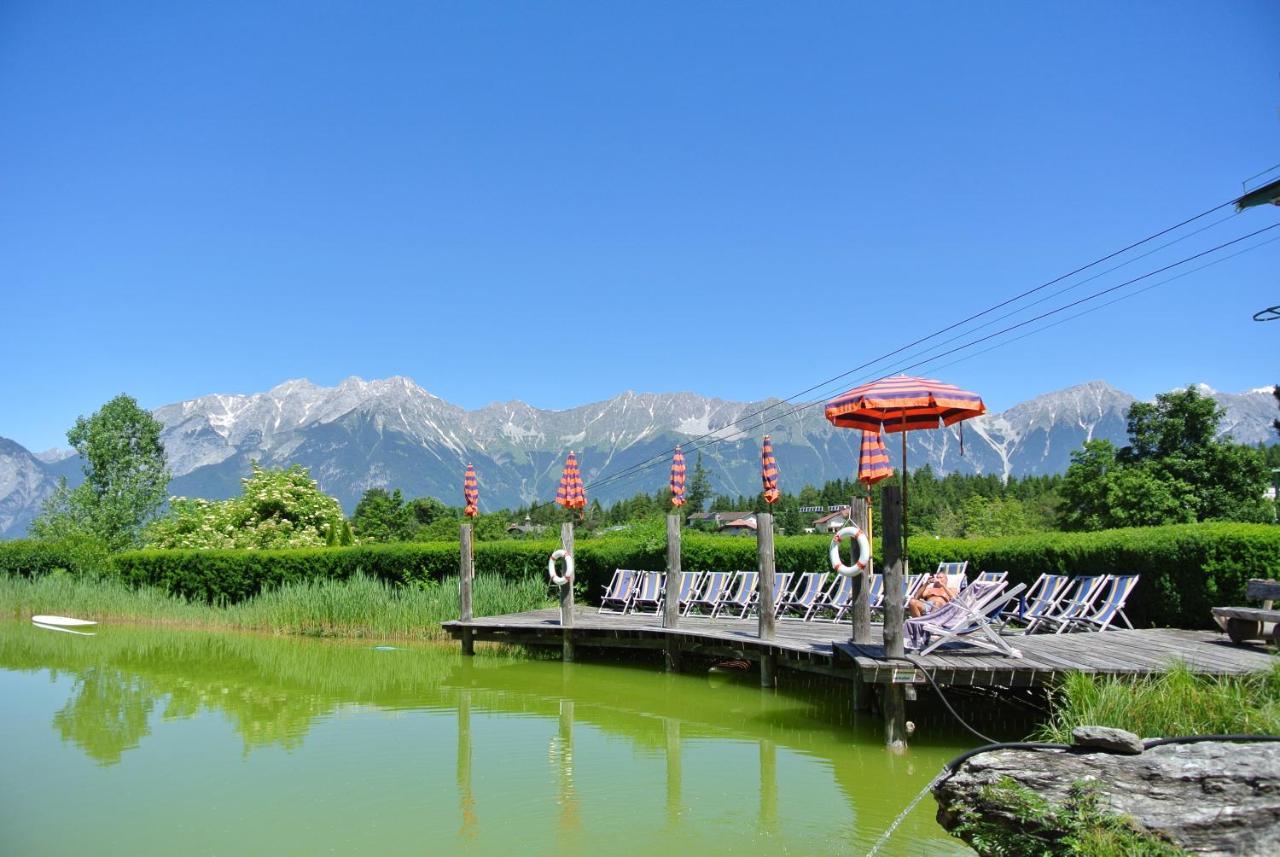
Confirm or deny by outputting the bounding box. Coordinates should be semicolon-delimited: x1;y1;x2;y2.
908;571;956;618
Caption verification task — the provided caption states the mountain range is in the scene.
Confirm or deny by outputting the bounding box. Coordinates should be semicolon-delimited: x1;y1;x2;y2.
1;377;1275;538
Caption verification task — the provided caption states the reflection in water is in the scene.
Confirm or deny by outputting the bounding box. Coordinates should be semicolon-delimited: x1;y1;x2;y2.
0;621;982;855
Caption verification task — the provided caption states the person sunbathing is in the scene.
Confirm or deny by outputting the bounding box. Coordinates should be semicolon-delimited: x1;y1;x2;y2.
908;571;956;618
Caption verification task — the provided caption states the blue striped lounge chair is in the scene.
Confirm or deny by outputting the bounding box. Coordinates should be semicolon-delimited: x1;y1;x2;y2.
1063;575;1139;633
712;571;759;619
811;573;855;622
753;573;795;617
1036;575;1108;634
598;569;641;614
629;571;668;614
779;572;830;620
684;571;733;616
905;581;1027;657
1000;573;1071;632
972;571;1008;586
675;571;704;613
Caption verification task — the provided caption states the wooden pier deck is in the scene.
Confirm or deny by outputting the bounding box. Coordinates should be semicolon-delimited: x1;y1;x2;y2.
442;607;1277;688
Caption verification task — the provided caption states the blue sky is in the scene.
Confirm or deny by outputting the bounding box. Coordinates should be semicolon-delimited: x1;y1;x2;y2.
2;1;1278;451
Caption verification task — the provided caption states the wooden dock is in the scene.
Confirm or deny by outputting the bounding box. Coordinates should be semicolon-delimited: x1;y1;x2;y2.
442;607;1277;688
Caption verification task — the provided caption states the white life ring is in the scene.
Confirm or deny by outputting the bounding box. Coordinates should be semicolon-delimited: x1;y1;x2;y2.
548;549;574;586
830;526;870;577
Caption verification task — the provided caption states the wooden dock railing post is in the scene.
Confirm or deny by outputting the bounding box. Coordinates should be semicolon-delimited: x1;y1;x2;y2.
757;511;777;687
560;521;575;662
459;522;474;656
850;497;872;645
664;514;682;671
881;484;907;748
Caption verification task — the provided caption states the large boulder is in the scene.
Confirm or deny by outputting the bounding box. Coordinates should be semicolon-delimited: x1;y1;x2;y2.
934;741;1280;856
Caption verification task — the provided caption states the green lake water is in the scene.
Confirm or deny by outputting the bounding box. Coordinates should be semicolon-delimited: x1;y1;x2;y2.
0;621;978;856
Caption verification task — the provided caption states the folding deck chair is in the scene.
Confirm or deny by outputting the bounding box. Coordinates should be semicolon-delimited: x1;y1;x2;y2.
811;573;858;622
1035;575;1108;634
684;571;734;616
752;573;794;617
1000;573;1070;633
778;572;830;620
629;571;667;614
675;571;704;614
712;571;758;619
905;581;1027;658
1062;575;1138;632
971;570;1008;586
598;569;641;614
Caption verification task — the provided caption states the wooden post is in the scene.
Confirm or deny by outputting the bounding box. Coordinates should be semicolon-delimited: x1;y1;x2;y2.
459;523;474;656
759;738;778;834
850;497;872;645
664;514;682;671
456;688;477;838
665;718;681;827
757;511;776;687
881;484;907;748
560;521;575;662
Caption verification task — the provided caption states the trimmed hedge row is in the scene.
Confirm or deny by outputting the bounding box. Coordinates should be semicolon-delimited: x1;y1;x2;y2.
3;523;1277;628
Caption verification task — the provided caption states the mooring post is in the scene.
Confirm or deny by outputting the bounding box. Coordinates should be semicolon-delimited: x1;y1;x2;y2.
560;521;575;662
757;511;777;687
663;514;683;671
459;522;475;656
850;496;872;645
881;484;907;748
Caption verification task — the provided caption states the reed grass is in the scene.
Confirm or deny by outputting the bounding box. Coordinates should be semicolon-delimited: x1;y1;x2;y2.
0;572;553;640
1035;661;1280;742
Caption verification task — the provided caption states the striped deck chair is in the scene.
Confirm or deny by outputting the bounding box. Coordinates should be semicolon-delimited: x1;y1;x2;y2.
753;572;795;617
1036;575;1108;634
675;571;704;614
778;573;830;620
811;573;857;622
1000;573;1071;633
905;581;1027;658
629;571;667;614
1063;575;1139;632
684;571;733;616
598;569;641;614
972;570;1008;586
712;571;758;619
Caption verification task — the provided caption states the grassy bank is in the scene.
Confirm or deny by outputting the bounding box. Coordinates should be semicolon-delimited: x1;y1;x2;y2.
0;572;553;640
1035;661;1280;742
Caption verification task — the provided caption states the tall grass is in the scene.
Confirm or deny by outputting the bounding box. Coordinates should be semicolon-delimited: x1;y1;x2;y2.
0;572;552;641
1035;661;1280;742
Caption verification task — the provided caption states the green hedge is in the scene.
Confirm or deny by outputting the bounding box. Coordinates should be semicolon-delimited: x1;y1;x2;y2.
3;523;1278;628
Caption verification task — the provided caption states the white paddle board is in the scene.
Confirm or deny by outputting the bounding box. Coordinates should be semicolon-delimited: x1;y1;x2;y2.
31;615;98;627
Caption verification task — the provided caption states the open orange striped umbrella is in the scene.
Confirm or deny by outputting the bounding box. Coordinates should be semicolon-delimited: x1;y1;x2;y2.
463;463;479;517
669;446;687;507
760;435;780;505
857;431;893;487
555;451;586;511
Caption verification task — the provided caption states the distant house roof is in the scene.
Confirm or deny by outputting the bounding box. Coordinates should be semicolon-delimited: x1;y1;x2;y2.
812;506;852;527
690;511;754;524
718;517;757;532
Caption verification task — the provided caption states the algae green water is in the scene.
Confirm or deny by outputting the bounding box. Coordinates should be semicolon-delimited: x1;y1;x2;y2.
0;621;973;856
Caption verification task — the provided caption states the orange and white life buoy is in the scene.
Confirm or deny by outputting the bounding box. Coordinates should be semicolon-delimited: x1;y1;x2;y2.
830;526;870;577
548;549;574;586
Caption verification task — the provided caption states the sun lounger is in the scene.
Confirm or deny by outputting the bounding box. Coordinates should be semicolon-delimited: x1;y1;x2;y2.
1034;575;1108;634
1062;574;1138;632
712;571;758;619
598;569;642;614
811;573;858;622
684;571;734;616
778;573;830;620
1000;573;1071;633
905;581;1027;657
675;571;704;614
971;571;1008;586
630;571;667;614
752;572;794;617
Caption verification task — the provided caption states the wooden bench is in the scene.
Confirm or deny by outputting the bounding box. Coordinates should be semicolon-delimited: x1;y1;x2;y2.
1213;579;1280;645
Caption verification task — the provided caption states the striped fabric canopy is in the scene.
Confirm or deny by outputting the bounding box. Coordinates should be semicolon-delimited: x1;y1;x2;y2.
669;446;687;507
760;435;780;505
463;463;479;517
824;375;986;433
555;451;587;510
857;431;893;486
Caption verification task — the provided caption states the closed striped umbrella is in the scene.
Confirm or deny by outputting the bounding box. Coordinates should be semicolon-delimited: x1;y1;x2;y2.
555;451;586;510
760;435;780;505
669;446;687;507
857;431;893;487
463;463;479;517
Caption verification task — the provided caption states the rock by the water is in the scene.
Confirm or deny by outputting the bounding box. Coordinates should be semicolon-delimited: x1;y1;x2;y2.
1072;725;1144;754
934;741;1280;856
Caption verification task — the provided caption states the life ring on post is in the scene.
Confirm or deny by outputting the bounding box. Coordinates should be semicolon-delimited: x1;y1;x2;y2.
830;526;870;577
548;549;574;586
